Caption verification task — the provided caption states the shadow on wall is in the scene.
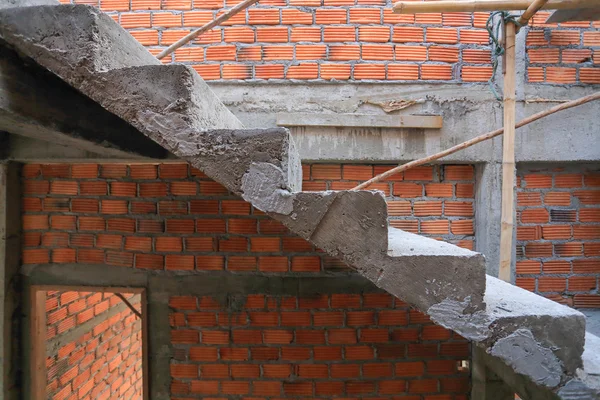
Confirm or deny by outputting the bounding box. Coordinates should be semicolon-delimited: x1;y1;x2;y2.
31;287;146;400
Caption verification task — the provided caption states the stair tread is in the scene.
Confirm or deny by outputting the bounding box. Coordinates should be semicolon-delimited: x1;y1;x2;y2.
387;226;478;257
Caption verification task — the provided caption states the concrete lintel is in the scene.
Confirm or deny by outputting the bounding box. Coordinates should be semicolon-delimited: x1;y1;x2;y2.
20;263;381;297
277;112;443;129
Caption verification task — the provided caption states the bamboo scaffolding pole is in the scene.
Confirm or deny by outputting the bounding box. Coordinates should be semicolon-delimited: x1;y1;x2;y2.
156;0;260;60
352;91;600;191
517;0;551;25
393;0;597;14
498;21;517;282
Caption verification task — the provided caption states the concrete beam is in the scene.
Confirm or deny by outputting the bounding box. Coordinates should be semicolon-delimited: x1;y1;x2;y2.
0;162;20;400
3;133;178;163
475;162;509;279
0;45;168;160
211;82;600;163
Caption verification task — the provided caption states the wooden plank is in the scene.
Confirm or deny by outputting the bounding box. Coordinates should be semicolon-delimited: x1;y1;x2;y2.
393;0;597;13
30;287;47;400
276;113;443;129
499;21;517;283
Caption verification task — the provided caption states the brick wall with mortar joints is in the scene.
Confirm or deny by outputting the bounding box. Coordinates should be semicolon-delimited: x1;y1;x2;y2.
21;163;475;271
59;1;600;83
515;164;600;308
45;290;137;339
20;162;474;399
45;290;143;400
60;0;498;82
526;12;600;84
169;293;471;399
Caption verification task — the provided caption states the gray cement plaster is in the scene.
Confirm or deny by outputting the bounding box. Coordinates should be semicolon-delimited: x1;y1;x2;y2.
475;162;505;278
210;83;600;164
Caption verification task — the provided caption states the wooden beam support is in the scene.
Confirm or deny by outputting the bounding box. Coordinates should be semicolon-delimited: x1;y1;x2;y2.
393;0;597;13
498;21;517;282
276;113;443;129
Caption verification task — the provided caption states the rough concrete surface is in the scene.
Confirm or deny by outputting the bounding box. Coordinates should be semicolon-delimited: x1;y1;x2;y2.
430;275;586;379
490;329;562;388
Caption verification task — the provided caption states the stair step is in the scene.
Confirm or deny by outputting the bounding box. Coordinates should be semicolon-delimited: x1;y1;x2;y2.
271;190;389;262
0;4;159;86
373;226;486;313
0;8;304;196
271;192;486;313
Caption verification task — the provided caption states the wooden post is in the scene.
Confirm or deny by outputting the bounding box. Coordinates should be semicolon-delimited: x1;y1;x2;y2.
499;21;517;282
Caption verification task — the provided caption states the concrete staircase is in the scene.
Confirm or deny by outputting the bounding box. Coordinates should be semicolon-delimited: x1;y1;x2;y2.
1;3;598;399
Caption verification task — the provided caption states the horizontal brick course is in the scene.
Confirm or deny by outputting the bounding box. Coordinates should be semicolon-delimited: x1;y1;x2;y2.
170;293;470;397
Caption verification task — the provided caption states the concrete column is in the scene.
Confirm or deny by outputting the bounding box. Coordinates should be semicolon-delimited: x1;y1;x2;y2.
472;347;514;400
475;162;503;278
0;162;21;400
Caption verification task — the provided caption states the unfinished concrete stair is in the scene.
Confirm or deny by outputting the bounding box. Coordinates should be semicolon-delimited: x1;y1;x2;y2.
1;3;597;399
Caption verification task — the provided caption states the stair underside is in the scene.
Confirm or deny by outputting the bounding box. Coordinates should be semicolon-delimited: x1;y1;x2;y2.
1;3;596;398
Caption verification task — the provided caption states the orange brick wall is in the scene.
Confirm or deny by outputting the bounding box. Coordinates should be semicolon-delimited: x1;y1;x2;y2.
516;165;600;307
45;291;143;400
169;293;470;398
21;162;474;399
21;163;475;269
59;1;599;83
526;12;600;84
